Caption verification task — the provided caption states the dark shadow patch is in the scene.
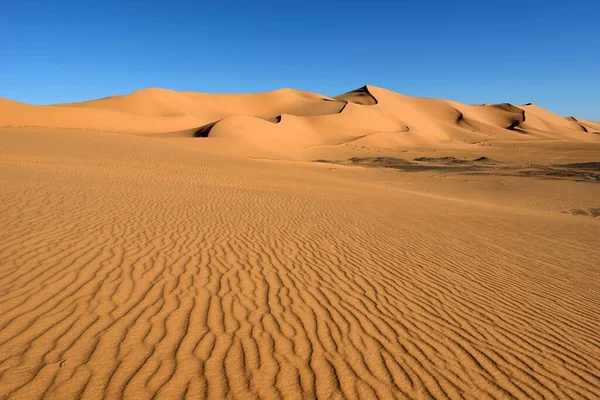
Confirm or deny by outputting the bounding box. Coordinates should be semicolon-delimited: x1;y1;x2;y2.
472;156;496;163
564;208;600;218
557;162;600;171
413;156;496;165
194;120;220;137
314;157;599;183
336;157;487;172
349;156;414;165
334;85;379;105
519;169;600;183
507;119;521;130
264;115;282;123
413;156;469;164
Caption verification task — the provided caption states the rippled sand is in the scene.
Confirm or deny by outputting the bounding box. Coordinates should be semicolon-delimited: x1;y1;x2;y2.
1;127;599;399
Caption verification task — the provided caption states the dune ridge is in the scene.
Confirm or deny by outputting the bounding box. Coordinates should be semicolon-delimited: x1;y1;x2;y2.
1;86;598;158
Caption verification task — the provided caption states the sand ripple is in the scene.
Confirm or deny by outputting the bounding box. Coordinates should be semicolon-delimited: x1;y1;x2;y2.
1;130;599;399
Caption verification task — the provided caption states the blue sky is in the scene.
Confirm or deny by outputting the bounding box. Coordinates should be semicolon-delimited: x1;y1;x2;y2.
1;0;598;119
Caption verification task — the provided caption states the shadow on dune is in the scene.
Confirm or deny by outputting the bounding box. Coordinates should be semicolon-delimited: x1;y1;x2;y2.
334;85;379;105
194;121;219;137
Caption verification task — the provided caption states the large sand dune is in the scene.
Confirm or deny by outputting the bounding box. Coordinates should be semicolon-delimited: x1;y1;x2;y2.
1;85;598;157
1;87;599;399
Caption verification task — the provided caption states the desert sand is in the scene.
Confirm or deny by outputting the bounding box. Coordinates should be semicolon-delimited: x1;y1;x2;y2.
1;86;599;399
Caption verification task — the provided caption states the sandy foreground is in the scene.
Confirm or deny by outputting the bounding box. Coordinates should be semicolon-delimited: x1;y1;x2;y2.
1;87;600;399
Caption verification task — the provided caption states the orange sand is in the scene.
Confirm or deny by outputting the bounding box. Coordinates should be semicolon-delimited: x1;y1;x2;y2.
1;87;599;399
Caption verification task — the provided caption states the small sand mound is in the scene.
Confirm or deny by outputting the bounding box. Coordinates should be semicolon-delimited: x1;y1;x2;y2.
472;156;496;163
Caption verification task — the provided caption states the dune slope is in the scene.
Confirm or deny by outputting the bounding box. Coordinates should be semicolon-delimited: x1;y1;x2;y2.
1;86;598;159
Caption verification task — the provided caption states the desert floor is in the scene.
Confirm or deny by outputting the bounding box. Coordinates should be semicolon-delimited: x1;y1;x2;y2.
1;126;599;399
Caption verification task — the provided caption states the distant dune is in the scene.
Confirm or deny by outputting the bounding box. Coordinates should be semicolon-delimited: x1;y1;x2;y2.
1;85;598;158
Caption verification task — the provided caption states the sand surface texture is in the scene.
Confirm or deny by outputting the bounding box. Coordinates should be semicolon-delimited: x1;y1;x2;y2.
1;87;599;399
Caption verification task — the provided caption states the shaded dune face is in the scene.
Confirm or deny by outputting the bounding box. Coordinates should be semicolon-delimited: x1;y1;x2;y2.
333;85;379;105
194;121;218;138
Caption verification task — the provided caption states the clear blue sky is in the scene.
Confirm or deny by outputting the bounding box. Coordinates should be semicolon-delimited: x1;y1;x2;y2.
1;1;598;119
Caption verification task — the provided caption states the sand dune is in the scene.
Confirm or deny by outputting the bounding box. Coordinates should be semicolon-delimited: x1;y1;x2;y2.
1;86;599;399
0;96;200;134
1;85;598;158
